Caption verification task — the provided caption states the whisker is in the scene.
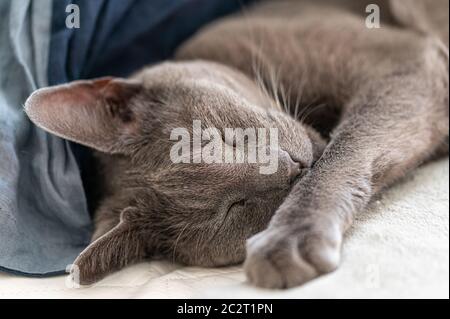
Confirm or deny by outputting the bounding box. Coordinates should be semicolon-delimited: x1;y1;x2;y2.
207;209;232;244
171;222;190;263
299;102;327;124
194;225;207;262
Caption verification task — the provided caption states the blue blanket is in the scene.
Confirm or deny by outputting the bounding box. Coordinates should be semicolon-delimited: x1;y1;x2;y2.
0;0;254;276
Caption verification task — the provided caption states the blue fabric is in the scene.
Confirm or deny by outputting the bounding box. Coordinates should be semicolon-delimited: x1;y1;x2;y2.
49;0;256;81
0;0;90;277
0;0;255;276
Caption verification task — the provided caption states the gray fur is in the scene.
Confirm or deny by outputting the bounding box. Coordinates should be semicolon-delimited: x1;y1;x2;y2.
25;0;448;287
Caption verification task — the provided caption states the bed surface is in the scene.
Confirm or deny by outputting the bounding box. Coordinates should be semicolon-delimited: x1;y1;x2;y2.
1;158;448;299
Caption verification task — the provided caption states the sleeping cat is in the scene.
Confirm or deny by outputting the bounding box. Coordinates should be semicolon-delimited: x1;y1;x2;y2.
24;0;448;288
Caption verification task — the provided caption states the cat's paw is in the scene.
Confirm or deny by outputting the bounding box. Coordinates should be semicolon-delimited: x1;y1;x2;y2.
244;223;342;289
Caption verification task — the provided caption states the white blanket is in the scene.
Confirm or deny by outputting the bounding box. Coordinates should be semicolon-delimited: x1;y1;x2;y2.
0;158;448;299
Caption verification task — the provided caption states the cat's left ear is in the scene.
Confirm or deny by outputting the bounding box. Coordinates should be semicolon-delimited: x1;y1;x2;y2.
70;208;148;285
24;77;143;153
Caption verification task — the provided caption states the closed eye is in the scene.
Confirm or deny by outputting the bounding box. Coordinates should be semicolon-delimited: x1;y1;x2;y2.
201;139;210;147
227;198;246;213
209;198;247;243
221;135;249;148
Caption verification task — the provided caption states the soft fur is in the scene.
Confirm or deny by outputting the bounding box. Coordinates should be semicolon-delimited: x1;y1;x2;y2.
25;0;448;288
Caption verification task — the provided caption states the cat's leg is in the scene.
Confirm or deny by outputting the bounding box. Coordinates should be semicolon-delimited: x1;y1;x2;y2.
72;208;147;285
91;200;122;241
244;40;449;288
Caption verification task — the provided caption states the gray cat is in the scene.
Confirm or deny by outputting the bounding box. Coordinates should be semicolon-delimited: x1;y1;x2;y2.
24;0;448;288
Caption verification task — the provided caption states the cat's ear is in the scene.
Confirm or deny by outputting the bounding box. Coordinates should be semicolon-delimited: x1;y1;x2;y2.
70;208;148;285
24;77;142;153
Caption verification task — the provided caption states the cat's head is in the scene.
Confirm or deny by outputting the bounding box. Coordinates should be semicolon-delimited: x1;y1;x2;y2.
25;61;325;284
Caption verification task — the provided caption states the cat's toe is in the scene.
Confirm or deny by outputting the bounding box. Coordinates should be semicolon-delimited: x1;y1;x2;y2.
244;225;342;289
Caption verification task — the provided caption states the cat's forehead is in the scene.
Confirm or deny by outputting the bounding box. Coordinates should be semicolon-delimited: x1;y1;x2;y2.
136;61;226;86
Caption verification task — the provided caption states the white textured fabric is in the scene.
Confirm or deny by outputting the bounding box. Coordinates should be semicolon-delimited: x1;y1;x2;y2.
0;158;448;299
